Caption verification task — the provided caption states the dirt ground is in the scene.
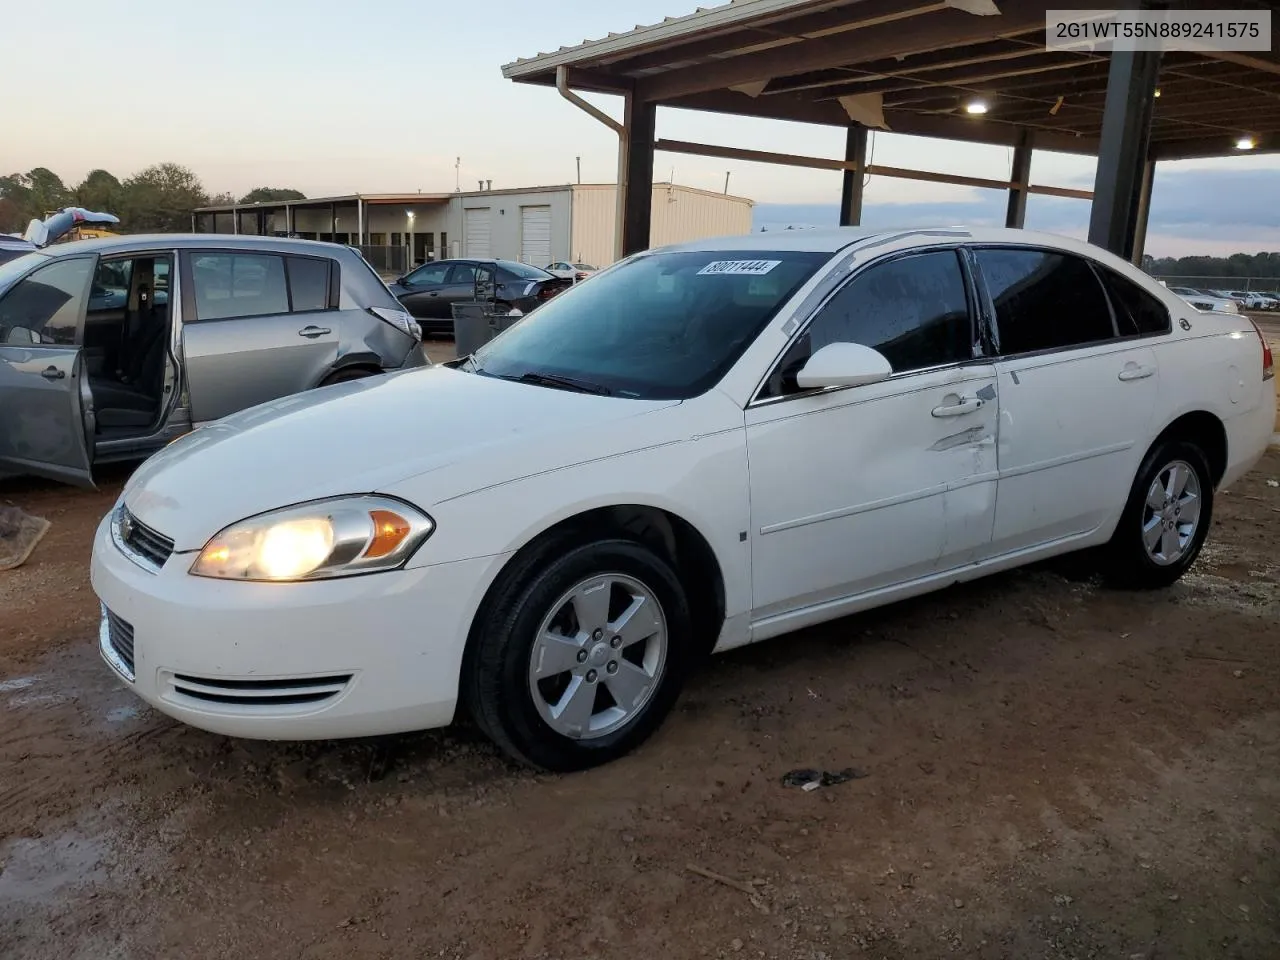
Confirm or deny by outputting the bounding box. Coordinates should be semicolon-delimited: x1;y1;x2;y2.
2;344;1280;959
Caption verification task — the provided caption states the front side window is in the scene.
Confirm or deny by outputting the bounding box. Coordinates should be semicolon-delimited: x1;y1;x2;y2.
471;249;828;400
403;262;449;286
1098;267;1171;336
0;256;93;346
191;253;289;321
976;248;1115;355
448;263;478;285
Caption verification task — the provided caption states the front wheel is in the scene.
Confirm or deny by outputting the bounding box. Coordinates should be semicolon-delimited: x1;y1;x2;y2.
465;538;693;771
1101;439;1214;589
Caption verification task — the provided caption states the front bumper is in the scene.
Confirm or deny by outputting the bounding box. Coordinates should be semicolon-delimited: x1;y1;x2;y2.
90;513;509;740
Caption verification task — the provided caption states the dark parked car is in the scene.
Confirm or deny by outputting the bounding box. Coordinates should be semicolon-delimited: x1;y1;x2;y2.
388;258;572;335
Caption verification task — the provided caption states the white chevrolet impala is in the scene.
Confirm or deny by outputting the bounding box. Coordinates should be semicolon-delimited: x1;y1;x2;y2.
91;227;1276;771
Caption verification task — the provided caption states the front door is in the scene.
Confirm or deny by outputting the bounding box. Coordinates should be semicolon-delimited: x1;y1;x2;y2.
396;261;453;319
746;248;998;628
0;256;97;486
181;250;340;423
971;246;1161;554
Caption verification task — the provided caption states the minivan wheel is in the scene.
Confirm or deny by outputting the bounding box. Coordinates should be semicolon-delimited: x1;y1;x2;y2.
465;538;693;772
1101;439;1214;589
319;367;379;387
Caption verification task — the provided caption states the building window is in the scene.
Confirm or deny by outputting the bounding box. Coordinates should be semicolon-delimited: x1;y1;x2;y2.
369;232;386;246
391;232;402;246
440;232;448;257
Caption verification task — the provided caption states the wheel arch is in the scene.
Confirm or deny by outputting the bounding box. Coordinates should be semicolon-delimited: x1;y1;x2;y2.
314;351;385;387
465;502;728;662
1147;410;1228;486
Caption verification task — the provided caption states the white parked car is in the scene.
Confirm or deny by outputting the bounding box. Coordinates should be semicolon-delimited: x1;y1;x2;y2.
1177;292;1240;315
91;227;1276;771
544;261;597;282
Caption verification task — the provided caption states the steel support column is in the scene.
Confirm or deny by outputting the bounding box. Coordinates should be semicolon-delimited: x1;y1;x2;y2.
330;202;337;241
356;198;364;246
1129;159;1155;265
620;93;656;257
1005;130;1034;228
1088;47;1161;258
232;207;239;234
839;125;868;226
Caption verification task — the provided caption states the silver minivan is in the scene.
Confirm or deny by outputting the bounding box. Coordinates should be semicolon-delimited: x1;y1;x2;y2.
0;234;427;487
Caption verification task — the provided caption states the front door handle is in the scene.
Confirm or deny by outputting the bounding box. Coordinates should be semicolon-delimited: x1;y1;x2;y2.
40;365;66;381
932;397;984;417
298;326;332;339
1118;364;1155;382
428;291;440;297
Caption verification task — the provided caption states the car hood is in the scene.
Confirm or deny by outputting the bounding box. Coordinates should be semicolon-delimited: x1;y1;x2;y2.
123;366;681;551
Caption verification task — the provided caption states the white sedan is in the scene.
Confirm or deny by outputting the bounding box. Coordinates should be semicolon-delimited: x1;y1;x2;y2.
91;227;1276;771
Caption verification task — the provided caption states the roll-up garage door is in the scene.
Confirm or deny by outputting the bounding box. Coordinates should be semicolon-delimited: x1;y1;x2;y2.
464;207;491;258
519;205;552;265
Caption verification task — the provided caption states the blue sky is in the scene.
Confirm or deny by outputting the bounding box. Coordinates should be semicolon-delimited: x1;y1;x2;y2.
7;0;1280;257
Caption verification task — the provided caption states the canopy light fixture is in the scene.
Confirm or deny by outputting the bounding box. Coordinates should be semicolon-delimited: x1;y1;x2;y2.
964;99;989;115
1154;87;1161;98
1236;136;1257;150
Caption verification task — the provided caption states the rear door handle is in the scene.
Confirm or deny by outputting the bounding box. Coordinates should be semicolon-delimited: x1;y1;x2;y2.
40;365;66;381
298;326;332;339
932;397;984;417
1118;364;1155;381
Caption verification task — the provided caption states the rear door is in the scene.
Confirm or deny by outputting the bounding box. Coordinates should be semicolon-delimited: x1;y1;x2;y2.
180;250;340;423
0;256;97;486
972;246;1161;554
440;262;480;310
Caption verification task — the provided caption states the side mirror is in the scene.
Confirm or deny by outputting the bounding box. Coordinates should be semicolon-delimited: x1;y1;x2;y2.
795;342;892;390
393;275;407;286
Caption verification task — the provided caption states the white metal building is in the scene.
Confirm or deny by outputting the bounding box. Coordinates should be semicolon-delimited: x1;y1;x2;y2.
194;182;753;271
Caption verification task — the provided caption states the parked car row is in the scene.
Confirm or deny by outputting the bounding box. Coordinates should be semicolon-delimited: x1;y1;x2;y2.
1166;285;1279;311
388;258;574;335
89;226;1275;771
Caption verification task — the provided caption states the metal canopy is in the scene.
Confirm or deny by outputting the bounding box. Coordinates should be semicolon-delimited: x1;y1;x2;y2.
504;0;1280;161
504;0;1280;262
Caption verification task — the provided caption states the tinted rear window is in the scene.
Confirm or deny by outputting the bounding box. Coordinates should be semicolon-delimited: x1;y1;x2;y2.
975;248;1115;355
287;256;331;312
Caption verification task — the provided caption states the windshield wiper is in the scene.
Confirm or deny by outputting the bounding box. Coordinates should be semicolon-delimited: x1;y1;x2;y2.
513;371;612;395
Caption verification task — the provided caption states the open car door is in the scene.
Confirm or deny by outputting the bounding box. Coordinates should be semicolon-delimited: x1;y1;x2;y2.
0;255;97;488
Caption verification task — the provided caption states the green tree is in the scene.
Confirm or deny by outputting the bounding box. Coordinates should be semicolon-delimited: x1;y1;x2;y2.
120;162;209;232
26;167;72;215
239;187;305;203
0;173;35;233
75;169;123;213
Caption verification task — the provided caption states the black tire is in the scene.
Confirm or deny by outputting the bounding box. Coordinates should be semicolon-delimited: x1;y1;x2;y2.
464;537;693;772
319;367;379;387
1100;438;1214;589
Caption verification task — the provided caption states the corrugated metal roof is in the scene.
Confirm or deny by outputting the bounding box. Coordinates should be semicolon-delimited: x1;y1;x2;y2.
501;0;829;79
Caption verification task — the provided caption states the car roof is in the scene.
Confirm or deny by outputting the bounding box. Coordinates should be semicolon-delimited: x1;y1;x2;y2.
36;233;355;257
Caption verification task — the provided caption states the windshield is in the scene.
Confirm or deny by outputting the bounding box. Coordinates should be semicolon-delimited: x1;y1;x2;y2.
471;249;828;400
499;260;553;280
0;251;50;292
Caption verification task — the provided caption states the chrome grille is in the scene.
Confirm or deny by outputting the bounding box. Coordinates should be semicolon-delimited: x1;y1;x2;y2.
115;507;175;570
100;606;135;681
169;673;353;708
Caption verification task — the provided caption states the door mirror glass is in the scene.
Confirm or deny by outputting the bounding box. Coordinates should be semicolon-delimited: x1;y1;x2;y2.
795;341;892;389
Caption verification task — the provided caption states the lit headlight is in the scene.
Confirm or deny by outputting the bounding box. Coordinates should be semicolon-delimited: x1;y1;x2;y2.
190;496;434;582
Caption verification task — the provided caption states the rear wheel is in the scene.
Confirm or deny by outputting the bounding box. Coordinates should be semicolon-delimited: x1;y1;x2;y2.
319;367;379;387
465;538;692;771
1101;439;1213;589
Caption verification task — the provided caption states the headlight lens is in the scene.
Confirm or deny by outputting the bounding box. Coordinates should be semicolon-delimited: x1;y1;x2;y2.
190;496;433;581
